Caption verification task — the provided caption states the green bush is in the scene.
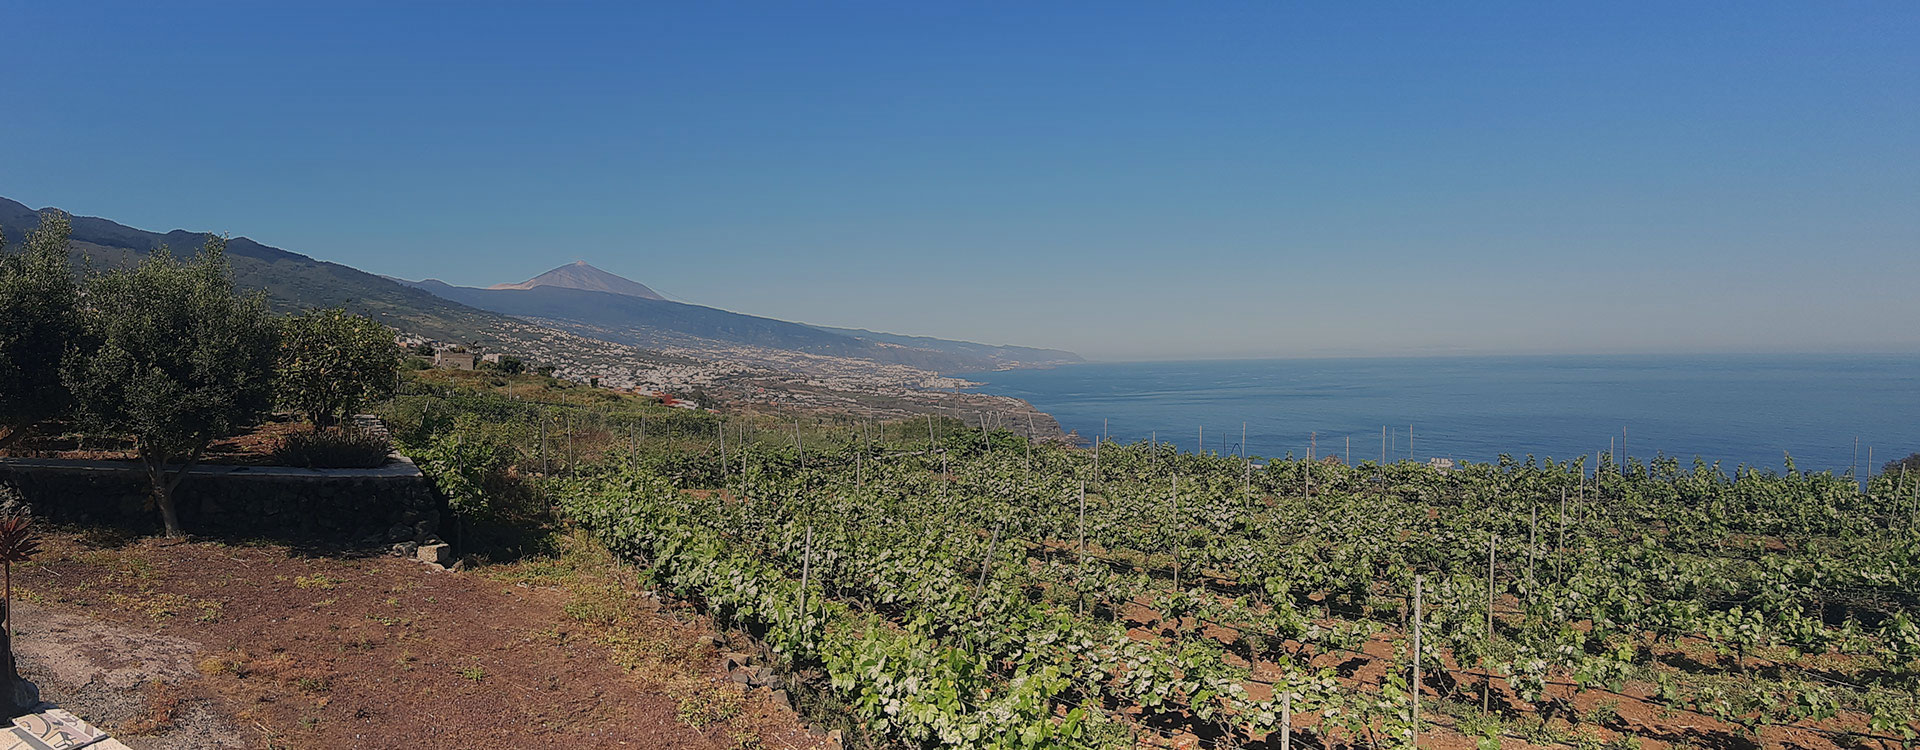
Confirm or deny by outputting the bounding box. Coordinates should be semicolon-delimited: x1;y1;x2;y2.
272;426;393;468
276;308;399;427
412;413;539;524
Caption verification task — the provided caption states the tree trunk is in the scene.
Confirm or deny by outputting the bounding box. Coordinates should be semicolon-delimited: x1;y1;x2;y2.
140;442;205;539
155;485;183;538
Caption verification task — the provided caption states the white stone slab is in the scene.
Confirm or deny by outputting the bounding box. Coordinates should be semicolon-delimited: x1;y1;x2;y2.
11;708;107;749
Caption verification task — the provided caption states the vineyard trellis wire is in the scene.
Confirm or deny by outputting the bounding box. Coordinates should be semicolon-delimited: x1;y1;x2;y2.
385;378;1920;749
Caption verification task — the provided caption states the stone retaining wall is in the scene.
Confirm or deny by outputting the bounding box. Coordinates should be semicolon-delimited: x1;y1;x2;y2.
0;455;445;547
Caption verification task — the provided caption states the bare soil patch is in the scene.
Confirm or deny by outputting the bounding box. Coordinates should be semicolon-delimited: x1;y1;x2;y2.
12;529;828;749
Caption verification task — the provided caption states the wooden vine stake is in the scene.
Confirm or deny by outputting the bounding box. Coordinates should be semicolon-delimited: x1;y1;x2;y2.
1410;574;1423;750
1025;412;1034;473
1077;480;1087;617
1279;690;1292;750
1484;532;1497;713
798;525;813;633
1093;434;1100;483
979;523;1000;591
1557;488;1567;583
1243;438;1253;510
1528;503;1538;591
1171;474;1181;591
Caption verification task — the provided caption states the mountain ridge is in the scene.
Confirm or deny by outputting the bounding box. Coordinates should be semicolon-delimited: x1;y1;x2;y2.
0;195;1081;374
397;274;1081;372
0;197;516;346
488;260;668;300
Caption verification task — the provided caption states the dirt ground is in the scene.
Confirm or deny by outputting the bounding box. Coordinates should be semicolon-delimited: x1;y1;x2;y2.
9;528;831;750
3;417;317;465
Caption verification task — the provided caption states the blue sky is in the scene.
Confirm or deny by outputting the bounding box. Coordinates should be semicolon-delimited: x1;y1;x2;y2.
2;1;1915;360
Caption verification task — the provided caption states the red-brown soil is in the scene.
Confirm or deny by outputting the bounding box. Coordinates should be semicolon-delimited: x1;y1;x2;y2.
12;529;830;750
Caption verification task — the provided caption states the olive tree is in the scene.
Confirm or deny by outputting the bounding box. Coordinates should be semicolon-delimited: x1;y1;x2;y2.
64;236;279;537
0;212;79;449
277;308;399;427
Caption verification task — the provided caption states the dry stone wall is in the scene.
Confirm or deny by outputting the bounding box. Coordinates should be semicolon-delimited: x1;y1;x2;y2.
0;456;445;547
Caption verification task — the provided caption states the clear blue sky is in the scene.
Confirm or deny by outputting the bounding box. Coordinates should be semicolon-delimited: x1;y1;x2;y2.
3;1;1915;360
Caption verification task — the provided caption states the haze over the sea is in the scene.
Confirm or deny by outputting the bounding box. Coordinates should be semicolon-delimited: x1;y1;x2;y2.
964;353;1920;474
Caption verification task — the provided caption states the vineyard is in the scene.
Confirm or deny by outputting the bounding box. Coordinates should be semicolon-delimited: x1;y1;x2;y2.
387;380;1920;749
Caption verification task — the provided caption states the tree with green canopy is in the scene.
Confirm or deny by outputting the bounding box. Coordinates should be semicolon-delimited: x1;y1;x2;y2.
63;236;279;537
0;211;79;449
277;308;400;427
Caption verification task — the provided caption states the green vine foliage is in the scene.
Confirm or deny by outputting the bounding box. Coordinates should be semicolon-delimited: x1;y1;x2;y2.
513;424;1920;748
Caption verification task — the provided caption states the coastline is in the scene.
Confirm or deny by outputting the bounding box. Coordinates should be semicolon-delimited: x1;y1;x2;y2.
953;354;1920;471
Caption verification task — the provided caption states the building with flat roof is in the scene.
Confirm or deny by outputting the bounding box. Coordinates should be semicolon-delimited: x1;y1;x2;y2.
434;349;476;370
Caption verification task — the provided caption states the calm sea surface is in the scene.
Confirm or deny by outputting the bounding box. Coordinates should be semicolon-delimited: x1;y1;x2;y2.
960;354;1920;474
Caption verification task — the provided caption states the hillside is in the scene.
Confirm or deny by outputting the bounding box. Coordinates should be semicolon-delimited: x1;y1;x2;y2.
0;197;515;346
1;196;1082;377
400;278;1003;372
403;267;1082;373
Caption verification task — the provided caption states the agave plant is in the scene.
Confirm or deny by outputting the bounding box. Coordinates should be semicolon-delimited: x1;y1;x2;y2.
0;489;36;715
0;514;35;616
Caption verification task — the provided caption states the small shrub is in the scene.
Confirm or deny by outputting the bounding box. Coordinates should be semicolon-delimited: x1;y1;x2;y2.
196;651;250;678
273;426;392;468
119;680;188;736
1604;734;1643;750
293;573;342;590
673;681;744;729
1584;698;1622;726
1454;707;1506;750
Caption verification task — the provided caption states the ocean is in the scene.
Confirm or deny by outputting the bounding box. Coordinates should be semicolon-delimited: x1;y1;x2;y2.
960;353;1920;475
